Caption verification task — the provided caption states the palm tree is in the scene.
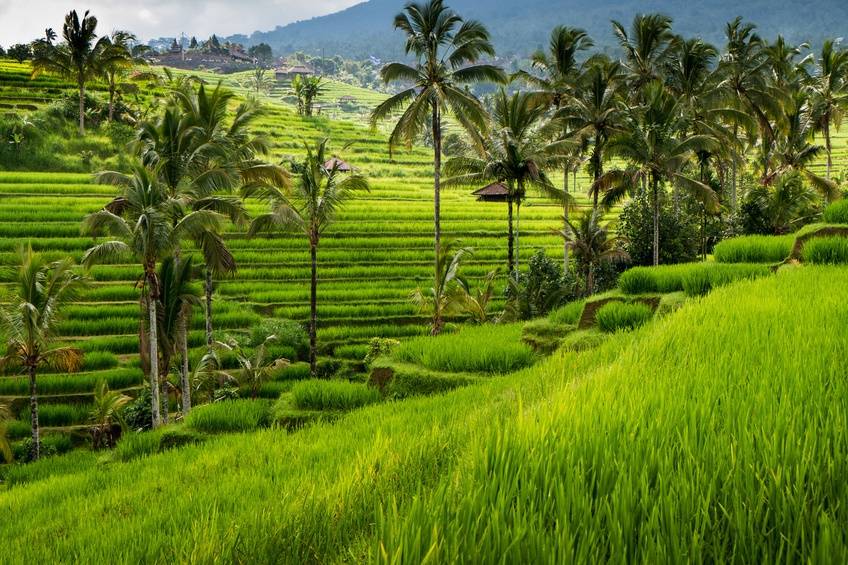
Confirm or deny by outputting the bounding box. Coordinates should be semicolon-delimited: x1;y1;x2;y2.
208;335;288;399
31;10;107;135
555;55;624;212
514;26;593;271
100;30;143;122
291;75;324;116
82;165;224;426
808;40;848;179
411;242;473;335
0;401;12;463
598;82;719;265
445;90;567;275
247;139;368;375
156;256;200;415
0;246;85;460
456;268;498;324
371;0;505;331
89;381;131;449
557;210;629;295
612;14;674;96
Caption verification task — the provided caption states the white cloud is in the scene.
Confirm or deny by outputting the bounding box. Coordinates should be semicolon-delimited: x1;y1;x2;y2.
0;0;362;45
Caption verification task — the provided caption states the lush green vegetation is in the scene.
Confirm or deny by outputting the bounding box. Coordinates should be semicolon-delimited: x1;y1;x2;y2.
713;234;795;263
822;199;848;224
619;263;771;294
595;301;654;332
289;379;381;411
803;236;848;264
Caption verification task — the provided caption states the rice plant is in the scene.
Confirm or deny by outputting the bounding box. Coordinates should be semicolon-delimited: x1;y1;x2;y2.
595;301;654;332
289;379;382;411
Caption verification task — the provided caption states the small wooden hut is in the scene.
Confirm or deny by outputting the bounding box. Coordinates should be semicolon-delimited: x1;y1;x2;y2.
471;182;511;202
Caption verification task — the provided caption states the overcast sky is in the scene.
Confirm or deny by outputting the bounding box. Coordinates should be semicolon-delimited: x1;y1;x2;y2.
0;0;363;45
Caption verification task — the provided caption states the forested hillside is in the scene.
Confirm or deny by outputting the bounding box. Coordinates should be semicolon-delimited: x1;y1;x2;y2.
229;0;848;59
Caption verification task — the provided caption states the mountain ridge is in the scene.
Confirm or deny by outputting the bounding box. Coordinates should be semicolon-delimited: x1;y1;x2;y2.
227;0;848;60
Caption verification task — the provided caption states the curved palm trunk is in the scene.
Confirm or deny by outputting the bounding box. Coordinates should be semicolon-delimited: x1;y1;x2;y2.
652;177;660;266
78;79;86;136
309;239;318;377
824;119;832;180
28;363;40;460
563;167;570;273
731;124;738;211
205;267;214;348
507;196;515;275
431;102;443;333
147;281;162;428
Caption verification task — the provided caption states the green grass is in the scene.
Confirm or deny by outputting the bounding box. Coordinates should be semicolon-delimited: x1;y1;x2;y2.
391;323;536;374
618;262;771;294
1;267;846;560
289;379;382;411
713;234;794;263
803;236;848;264
548;299;586;325
595;301;654;333
184;400;273;433
822;199;848;224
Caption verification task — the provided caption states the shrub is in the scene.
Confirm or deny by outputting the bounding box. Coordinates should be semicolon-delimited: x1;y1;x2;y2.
122;387;152;432
803;237;848;264
392;324;536;374
619;192;700;265
822;200;848;224
505;250;579;320
713;235;794;263
364;337;400;364
595;302;653;333
12;433;73;462
290;379;382;411
184;400;272;433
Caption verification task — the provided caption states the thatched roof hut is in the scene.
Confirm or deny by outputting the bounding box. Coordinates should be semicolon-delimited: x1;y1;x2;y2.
472;182;510;202
323;157;352;172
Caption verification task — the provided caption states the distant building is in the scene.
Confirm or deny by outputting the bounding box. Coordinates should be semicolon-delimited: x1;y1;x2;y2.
275;64;315;81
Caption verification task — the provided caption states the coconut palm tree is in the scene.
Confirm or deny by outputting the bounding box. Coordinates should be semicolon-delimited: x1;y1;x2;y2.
554;55;625;212
807;40;848;179
557;210;629;295
31;10;108;135
0;246;85;460
514;26;593;271
598;82;720;265
247;139;368;375
82;165;225;426
89;381;131;449
612;14;674;96
445;90;567;275
371;0;505;331
291;75;324;116
100;30;143;122
411;242;473;335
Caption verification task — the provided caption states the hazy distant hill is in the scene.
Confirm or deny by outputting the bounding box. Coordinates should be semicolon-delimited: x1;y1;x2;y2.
228;0;848;60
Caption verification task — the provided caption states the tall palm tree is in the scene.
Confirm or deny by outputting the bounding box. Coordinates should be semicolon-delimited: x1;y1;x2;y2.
371;0;505;332
82;165;224;426
557;210;629;295
445;90;567;275
808;40;848;179
515;26;593;271
31;10;107;135
0;246;85;460
598;82;720;265
100;30;143;122
718;18;781;194
555;55;624;212
612;14;674;96
247;140;368;375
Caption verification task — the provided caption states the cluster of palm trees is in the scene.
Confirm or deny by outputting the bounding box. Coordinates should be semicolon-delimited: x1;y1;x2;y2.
30;10;146;135
373;1;846;311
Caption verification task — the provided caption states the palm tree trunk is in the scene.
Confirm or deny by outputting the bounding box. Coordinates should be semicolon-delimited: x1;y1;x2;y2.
78;79;86;136
592;142;601;212
507;196;515;275
28;363;40;461
652;178;660;267
180;316;190;415
431;102;443;332
108;84;115;122
515;200;521;273
205;267;214;348
825;119;832;180
586;264;595;296
563;167;570;273
147;282;162;428
309;239;318;377
731;124;738;211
